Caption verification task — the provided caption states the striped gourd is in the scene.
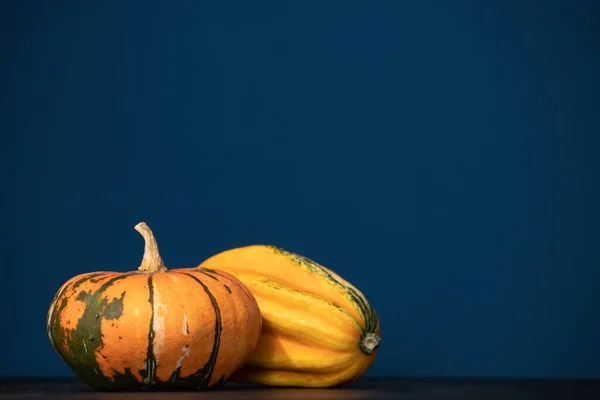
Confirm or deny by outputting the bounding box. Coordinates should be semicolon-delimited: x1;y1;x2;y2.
197;245;381;388
46;223;262;390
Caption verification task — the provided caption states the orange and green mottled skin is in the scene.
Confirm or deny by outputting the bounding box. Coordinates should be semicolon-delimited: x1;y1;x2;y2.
46;268;262;391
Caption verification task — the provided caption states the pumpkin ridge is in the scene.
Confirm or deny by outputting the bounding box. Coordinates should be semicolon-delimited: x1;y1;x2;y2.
300;254;377;334
307;261;374;330
246;330;359;373
179;272;222;389
242;275;361;334
268;246;378;334
249;292;359;351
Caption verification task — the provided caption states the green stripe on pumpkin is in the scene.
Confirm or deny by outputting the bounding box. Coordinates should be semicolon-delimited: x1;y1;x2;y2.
141;274;158;386
199;267;230;280
199;270;220;281
198;270;233;295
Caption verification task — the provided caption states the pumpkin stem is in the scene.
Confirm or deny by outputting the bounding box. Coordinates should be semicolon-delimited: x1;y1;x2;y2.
135;222;168;273
361;333;380;355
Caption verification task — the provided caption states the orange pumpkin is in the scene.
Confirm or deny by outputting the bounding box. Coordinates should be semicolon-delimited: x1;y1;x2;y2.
46;222;262;390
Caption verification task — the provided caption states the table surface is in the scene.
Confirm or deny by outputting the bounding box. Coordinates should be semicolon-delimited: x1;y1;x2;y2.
1;377;599;399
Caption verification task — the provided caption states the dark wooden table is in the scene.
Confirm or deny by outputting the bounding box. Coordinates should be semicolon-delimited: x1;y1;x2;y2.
1;378;599;399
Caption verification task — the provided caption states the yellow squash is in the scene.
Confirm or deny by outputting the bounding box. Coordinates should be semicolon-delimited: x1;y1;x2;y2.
197;245;381;387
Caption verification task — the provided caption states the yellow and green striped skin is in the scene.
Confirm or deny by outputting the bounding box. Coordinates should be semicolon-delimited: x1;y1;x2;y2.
197;245;381;388
46;267;262;391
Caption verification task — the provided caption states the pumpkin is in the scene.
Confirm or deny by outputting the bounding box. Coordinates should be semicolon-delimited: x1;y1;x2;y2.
46;222;262;391
197;245;381;388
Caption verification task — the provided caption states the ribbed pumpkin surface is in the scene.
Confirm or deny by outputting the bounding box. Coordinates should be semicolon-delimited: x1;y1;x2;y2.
197;245;381;388
46;223;262;390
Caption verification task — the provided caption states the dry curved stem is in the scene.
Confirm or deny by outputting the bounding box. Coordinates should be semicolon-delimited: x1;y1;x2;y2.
135;222;167;273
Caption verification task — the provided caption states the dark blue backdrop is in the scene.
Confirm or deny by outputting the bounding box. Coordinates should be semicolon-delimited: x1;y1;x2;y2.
1;0;599;379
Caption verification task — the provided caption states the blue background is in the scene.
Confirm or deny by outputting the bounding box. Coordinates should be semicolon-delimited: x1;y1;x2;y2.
1;0;599;379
